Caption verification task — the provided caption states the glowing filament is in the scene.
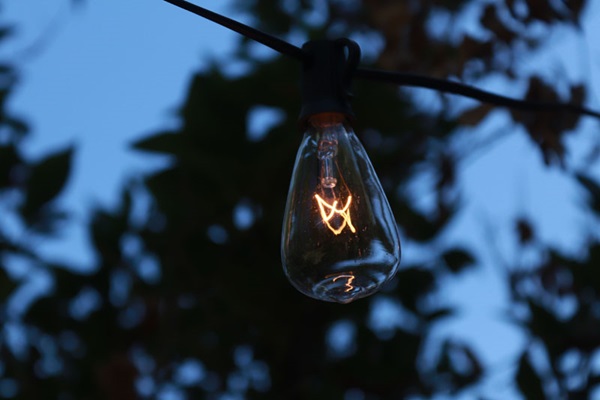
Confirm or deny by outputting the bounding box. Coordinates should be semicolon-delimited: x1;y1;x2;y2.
314;194;357;235
333;274;355;293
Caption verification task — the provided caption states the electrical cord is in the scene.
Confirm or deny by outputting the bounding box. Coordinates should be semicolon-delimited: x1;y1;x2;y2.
164;0;600;120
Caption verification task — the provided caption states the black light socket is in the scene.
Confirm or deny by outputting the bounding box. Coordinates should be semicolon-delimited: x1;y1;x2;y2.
298;39;361;127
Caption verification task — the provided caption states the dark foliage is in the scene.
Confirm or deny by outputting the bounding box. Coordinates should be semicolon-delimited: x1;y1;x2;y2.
1;1;598;399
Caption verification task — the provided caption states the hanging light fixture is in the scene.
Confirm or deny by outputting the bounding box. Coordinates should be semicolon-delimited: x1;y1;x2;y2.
163;0;600;303
282;40;400;303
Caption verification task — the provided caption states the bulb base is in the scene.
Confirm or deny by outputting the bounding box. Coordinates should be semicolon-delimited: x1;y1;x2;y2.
298;39;360;127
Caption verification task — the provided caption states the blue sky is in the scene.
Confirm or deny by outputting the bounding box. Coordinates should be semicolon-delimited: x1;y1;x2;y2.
4;1;600;398
4;0;239;267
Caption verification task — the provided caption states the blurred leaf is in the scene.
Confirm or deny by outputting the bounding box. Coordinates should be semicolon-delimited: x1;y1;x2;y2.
395;202;440;242
234;0;294;35
5;116;30;139
0;144;22;189
565;0;586;24
516;353;545;400
25;296;67;334
131;131;184;156
481;4;517;44
528;1;556;22
436;153;456;190
442;248;476;274
436;340;483;391
523;299;568;358
424;307;455;322
510;77;582;166
96;353;138;400
576;173;600;215
458;103;494;126
395;267;436;311
0;267;18;300
515;217;535;246
90;209;127;268
0;27;14;43
432;0;470;12
20;146;74;221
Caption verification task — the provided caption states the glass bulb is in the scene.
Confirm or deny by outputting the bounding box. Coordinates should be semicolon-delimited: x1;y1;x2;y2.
281;112;401;304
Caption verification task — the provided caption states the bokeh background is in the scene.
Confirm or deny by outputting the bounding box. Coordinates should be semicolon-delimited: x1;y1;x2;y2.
2;0;600;399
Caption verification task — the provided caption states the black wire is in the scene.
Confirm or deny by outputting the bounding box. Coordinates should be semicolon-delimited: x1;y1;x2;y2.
164;0;305;61
164;0;600;121
355;68;600;119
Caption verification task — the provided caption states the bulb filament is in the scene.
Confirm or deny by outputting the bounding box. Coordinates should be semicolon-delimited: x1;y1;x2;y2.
318;136;338;189
332;274;355;293
314;194;357;235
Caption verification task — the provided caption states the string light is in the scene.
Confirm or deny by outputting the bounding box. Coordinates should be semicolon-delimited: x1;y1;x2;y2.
164;0;600;303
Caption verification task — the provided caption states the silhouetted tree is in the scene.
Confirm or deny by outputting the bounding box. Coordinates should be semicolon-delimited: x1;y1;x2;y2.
1;1;597;399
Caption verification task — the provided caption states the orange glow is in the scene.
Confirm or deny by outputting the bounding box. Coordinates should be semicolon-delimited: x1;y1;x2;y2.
314;194;356;235
333;274;355;293
309;112;345;127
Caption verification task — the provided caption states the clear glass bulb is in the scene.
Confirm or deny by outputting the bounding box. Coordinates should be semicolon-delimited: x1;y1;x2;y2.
281;112;401;304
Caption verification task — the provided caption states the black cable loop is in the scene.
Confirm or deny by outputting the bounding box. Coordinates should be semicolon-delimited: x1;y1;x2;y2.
335;38;361;98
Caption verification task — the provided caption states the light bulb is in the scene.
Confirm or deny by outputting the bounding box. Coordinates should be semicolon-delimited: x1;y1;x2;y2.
281;112;401;303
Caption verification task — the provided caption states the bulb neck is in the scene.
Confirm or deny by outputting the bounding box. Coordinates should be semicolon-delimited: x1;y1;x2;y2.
299;39;360;129
307;112;347;129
